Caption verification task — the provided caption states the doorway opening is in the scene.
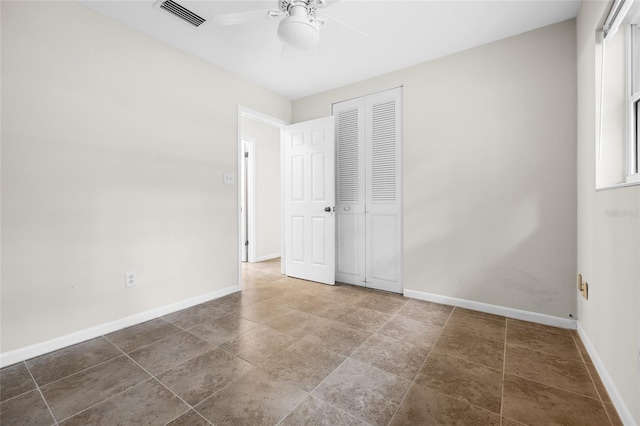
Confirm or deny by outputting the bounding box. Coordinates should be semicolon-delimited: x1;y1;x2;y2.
237;106;289;291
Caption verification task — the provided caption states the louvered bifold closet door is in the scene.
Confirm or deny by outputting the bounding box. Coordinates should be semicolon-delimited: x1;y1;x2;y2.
365;88;402;293
334;98;366;286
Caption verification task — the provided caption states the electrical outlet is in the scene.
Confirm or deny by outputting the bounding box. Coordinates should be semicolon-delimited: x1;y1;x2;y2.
582;282;588;299
125;271;136;288
223;172;234;185
577;274;588;300
577;273;582;291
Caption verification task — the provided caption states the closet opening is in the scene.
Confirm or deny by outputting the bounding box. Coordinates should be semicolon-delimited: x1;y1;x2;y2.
332;87;404;294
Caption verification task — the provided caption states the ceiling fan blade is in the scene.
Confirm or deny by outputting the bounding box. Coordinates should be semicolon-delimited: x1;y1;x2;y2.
211;9;281;26
318;13;370;39
310;0;341;9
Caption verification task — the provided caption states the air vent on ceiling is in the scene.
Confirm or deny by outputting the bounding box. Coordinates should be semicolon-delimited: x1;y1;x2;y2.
158;0;206;27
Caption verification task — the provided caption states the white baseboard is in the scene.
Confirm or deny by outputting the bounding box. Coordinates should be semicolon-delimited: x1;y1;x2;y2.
577;324;636;426
253;253;281;263
403;289;577;329
0;285;239;368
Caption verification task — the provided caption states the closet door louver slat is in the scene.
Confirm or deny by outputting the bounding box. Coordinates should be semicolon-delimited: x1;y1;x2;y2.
371;100;397;203
337;108;360;203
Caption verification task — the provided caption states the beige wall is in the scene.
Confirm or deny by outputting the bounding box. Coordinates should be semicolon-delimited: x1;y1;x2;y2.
294;20;578;319
241;117;281;261
1;1;290;352
577;1;640;422
3;4;637;420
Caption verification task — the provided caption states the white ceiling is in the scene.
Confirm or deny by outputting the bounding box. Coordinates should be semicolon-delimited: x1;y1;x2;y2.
79;0;581;100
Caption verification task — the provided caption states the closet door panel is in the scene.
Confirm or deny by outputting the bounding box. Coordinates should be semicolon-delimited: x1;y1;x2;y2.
367;212;401;283
335;99;366;286
336;213;362;276
365;88;403;293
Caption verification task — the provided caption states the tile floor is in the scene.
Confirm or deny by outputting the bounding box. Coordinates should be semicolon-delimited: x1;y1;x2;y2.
0;259;624;425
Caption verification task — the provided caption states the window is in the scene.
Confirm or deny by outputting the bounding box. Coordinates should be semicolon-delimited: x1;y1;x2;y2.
597;0;640;188
627;24;640;182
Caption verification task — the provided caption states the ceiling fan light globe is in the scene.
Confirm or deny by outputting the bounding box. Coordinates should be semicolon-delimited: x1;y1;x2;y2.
277;15;320;51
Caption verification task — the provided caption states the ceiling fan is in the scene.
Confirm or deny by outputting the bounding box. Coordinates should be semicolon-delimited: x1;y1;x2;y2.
211;0;361;51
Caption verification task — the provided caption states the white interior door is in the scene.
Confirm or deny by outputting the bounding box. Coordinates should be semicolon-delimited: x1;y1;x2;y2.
283;117;336;285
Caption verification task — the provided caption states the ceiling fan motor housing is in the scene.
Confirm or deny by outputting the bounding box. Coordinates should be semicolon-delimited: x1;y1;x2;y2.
277;1;320;50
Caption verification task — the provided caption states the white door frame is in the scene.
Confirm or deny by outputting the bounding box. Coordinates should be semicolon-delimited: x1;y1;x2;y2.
240;137;255;263
237;106;289;290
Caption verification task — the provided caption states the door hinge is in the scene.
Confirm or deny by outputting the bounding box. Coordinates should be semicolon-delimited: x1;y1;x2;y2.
245;240;249;246
244;152;249;158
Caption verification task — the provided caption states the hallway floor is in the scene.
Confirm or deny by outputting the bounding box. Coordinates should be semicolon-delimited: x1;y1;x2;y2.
0;259;623;425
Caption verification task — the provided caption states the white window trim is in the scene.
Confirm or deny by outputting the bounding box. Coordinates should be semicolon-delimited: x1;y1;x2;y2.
601;0;640;185
620;0;640;184
627;23;640;183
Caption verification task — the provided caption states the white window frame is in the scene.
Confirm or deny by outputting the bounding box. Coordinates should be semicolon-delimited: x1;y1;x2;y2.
627;23;640;183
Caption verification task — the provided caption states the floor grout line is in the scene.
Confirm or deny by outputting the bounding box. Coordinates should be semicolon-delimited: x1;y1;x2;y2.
500;317;508;425
503;328;609;406
52;336;200;421
283;311;390;424
113;344;207;424
103;318;184;354
505;319;575;336
24;360;59;426
285;297;421;425
504;341;584;361
503;371;606;401
161;408;213;426
428;349;505;373
569;333;616;425
387;306;454;425
27;349;123;390
52;376;157;424
437;324;508;344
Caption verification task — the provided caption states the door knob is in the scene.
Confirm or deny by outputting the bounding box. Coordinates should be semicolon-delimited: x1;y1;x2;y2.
324;207;331;212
